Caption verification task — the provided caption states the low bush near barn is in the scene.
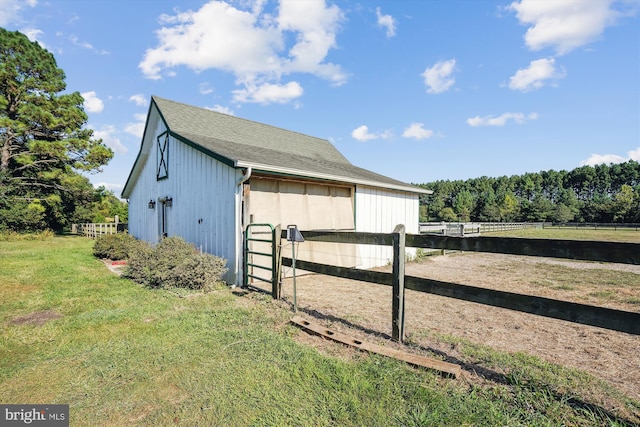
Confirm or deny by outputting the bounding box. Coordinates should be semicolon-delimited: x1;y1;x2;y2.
124;236;227;291
92;232;139;260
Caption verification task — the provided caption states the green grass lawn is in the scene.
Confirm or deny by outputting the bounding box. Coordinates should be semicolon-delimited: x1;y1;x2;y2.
1;236;638;426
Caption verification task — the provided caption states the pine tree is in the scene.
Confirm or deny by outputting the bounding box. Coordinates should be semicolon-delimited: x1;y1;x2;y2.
0;28;113;231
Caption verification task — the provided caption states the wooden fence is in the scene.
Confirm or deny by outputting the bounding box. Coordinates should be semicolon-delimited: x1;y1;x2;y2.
546;222;640;231
73;222;128;239
278;227;640;343
478;222;542;233
419;222;540;235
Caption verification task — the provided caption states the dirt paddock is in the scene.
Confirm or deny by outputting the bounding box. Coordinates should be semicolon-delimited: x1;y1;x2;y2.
277;252;640;402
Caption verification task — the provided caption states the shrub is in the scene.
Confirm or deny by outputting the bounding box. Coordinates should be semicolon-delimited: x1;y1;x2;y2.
93;233;138;260
0;230;54;241
123;236;227;291
122;240;154;285
0;200;47;232
150;237;200;287
171;253;228;290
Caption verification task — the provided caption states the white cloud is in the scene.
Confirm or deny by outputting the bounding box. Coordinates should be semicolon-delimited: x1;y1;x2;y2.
92;125;127;154
579;153;626;166
70;35;93;50
139;0;346;105
82;91;104;113
199;82;214;95
277;0;346;82
421;59;457;94
509;57;565;92
508;0;632;55
65;34;110;54
351;125;377;141
206;105;235;115
139;1;283;79
124;113;147;139
376;7;396;38
129;94;147;106
21;28;45;46
351;125;392;141
379;129;394;140
232;81;303;104
0;0;37;26
402;123;434;140
466;112;539;127
580;146;640;166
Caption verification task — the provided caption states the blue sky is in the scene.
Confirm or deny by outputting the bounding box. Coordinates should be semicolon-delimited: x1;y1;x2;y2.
2;0;639;195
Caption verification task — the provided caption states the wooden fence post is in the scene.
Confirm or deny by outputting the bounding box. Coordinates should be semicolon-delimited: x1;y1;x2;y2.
392;224;406;343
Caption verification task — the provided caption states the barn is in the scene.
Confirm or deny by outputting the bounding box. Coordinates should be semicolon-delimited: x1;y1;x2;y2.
121;96;431;285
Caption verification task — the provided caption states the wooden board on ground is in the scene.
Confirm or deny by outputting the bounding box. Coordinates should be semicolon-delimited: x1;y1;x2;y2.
290;316;461;378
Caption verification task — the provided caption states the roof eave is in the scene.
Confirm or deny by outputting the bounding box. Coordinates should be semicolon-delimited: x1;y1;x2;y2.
235;161;432;195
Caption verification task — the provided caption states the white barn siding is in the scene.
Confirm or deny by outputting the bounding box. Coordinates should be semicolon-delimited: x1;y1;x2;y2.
354;186;419;268
126;118;165;245
166;136;239;271
127;116;242;284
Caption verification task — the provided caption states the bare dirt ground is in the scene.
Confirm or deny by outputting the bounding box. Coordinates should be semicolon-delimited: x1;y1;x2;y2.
9;310;62;326
278;252;640;404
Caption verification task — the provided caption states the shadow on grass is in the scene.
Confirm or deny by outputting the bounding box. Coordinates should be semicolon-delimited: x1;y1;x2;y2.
293;303;507;382
280;301;638;427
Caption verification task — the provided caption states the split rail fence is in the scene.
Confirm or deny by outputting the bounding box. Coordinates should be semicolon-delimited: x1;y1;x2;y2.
419;222;540;235
546;222;640;231
275;226;640;343
73;222;128;239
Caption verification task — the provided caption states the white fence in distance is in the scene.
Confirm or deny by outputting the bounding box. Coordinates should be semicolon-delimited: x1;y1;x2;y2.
419;222;541;236
72;219;128;239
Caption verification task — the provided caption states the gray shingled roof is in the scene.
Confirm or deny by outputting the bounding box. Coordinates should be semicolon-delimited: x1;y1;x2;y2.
147;96;429;194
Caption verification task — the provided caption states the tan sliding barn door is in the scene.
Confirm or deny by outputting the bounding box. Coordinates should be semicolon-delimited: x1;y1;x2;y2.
248;177;359;270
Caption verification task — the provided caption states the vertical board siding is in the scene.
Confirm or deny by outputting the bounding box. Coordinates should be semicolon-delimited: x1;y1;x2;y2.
127;118;166;245
167;135;239;283
127;110;240;283
355;186;419;268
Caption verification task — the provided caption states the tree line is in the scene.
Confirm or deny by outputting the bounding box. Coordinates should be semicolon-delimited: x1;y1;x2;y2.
418;160;640;223
1;28;127;232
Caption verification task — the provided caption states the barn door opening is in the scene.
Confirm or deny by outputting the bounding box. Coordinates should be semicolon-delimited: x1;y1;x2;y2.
248;177;358;270
243;223;282;298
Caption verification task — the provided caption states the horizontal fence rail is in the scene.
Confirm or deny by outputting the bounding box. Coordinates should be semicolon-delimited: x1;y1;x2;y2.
73;223;128;239
419;222;541;235
478;222;541;233
281;229;394;245
546;222;640;231
279;229;640;339
406;235;640;265
282;230;640;265
281;257;640;336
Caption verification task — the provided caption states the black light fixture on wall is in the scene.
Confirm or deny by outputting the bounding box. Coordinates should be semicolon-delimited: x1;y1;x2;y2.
148;199;156;209
159;196;173;207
